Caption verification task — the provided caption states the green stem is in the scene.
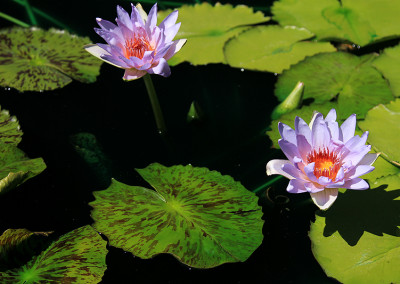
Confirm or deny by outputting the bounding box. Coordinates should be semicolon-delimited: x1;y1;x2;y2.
21;0;37;25
0;11;30;27
143;74;167;134
252;175;284;194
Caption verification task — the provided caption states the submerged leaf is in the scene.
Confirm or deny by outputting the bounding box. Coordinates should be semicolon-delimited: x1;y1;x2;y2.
274;52;394;118
224;26;335;73
358;99;400;166
0;107;22;146
158;3;269;65
310;173;400;283
0;225;107;283
90;163;264;268
0;27;103;92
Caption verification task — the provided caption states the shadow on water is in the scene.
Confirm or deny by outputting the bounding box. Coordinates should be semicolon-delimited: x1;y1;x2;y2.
317;185;400;246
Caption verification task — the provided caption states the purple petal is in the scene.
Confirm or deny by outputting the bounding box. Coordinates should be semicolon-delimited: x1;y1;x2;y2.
340;114;356;143
358;153;379;166
266;159;294;179
317;176;332;186
147;58;171;77
325;109;337;121
287;179;307;193
304;182;325;193
342;178;369;190
334;167;345;182
278;139;300;163
117;5;133;30
279;122;296;145
164;22;181;43
296;134;311;162
344;131;368;152
295;116;311;145
309;112;323;129
282;163;307;180
343;145;371;167
304;163;318;182
101;54;129;68
145;4;158;34
95;28;124;46
310;188;338;210
123;69;147;80
131;4;145;26
327;121;339;141
96;18;117;31
311;116;331;148
163;39;186;60
159;10;178;30
347;165;375;179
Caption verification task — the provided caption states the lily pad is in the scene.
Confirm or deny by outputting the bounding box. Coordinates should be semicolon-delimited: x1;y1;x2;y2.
372;44;400;97
158;2;269;66
0;142;46;195
0;229;52;270
0;27;103;92
274;52;394;118
272;0;400;46
224;26;335;73
90;163;264;268
0;225;107;283
358;99;400;166
0;107;22;146
310;173;400;283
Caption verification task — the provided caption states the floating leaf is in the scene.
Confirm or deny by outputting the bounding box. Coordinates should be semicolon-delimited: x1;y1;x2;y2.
90;163;263;268
0;27;103;92
310;173;400;283
372;44;400;97
274;52;394;118
272;0;399;46
0;225;107;283
224;26;335;73
158;3;269;65
0;142;46;195
358;99;400;166
0;229;52;270
363;154;400;183
0;107;22;146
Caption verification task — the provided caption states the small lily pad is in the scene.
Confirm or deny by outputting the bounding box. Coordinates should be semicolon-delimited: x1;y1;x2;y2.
0;225;107;283
90;163;264;268
158;3;269;66
0;107;22;146
274;52;394;118
224;26;335;73
310;173;400;283
0;229;52;270
358;99;400;166
372;44;400;97
0;27;103;92
0;142;46;195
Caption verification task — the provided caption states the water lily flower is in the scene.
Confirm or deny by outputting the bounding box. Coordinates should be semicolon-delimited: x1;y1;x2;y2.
266;109;378;210
84;3;186;80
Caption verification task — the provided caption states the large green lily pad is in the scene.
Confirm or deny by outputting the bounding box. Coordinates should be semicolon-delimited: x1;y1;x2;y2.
90;163;263;268
0;229;52;270
0;225;107;283
0;27;102;92
224;26;335;73
358;99;400;166
0;142;46;195
272;0;400;46
372;44;400;97
0;107;22;146
310;173;400;283
158;3;269;66
274;52;394;118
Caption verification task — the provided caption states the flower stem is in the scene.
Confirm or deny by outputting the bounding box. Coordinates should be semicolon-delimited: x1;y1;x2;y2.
0;12;30;27
252;175;284;194
143;74;167;134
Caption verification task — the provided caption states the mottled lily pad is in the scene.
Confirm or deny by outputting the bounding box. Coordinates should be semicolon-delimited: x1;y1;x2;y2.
0;229;52;270
0;142;46;195
358;99;400;166
0;225;107;283
274;52;394;118
158;2;269;65
0;27;103;92
0;107;22;146
90;163;263;268
310;173;400;283
372;44;400;97
224;26;335;73
272;0;400;46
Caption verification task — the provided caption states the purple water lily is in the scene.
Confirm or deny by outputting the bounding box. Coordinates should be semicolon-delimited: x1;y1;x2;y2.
85;3;186;80
266;109;378;210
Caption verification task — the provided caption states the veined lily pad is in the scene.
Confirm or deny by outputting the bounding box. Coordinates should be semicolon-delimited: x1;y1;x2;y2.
0;225;107;283
0;229;52;270
90;163;264;268
0;27;103;92
272;0;400;46
0;107;22;146
158;3;269;66
372;44;400;97
274;52;394;118
358;99;400;166
0;142;46;195
224;26;335;73
310;173;400;283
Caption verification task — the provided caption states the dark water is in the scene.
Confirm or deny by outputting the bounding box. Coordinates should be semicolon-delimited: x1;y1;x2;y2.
0;0;338;283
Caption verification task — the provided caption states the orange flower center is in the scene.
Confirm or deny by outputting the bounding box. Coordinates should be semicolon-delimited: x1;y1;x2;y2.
307;148;341;180
124;36;153;59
